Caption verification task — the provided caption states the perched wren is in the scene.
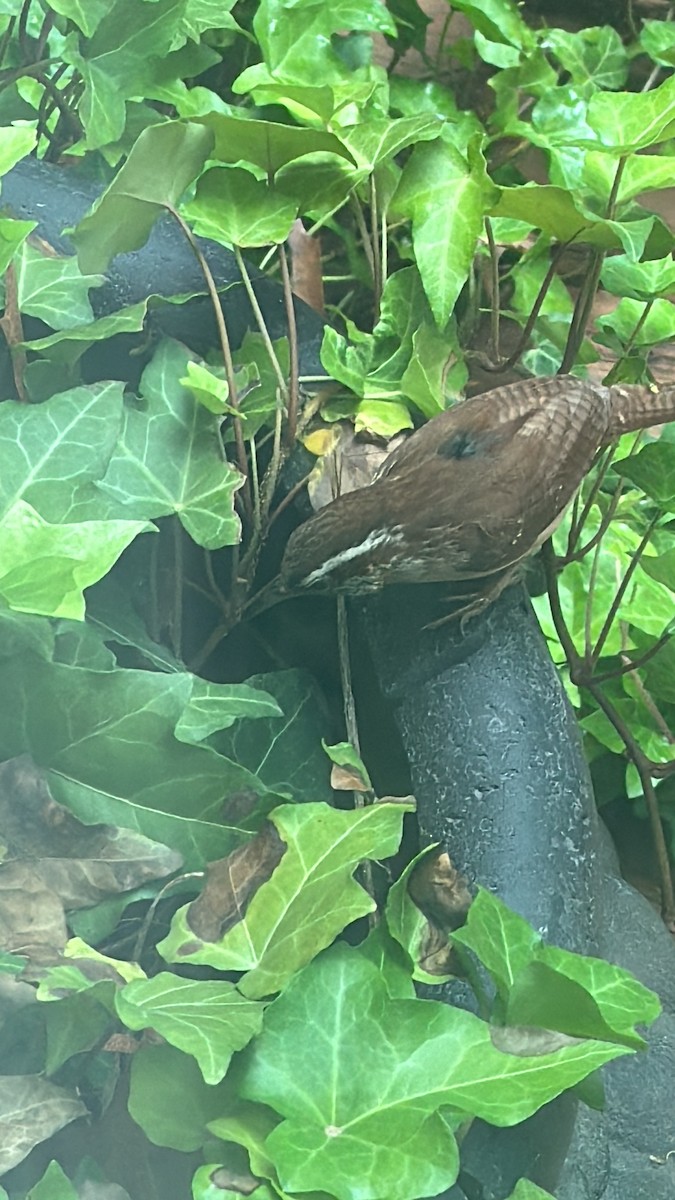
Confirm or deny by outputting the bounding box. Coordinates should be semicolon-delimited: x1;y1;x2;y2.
248;376;675;618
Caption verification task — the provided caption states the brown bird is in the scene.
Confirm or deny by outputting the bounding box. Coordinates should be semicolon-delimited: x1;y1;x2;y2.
247;376;675;618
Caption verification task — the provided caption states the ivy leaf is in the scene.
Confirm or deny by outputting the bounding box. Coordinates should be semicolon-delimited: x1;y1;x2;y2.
241;0;395;87
614;442;675;506
209;670;334;804
505;1182;556;1200
0;656;272;868
98;339;244;549
541;27;628;90
641;18;675;66
453;891;660;1045
0;1076;85;1176
128;1042;231;1151
62;0;185;148
601;254;675;301
0;217;35;276
184;165;298;248
46;0;110;38
15;243;104;331
539;73;675;153
0;124;36;177
116;973;266;1083
158;801;412;998
0;500;149;620
596;298;675;350
336;115;441;171
0;380;124;523
275;152;362;218
450;0;530;48
392;138;497;326
492;184;654;259
175;681;283;743
72;120;214;272
195;112;354;174
238;944;630;1200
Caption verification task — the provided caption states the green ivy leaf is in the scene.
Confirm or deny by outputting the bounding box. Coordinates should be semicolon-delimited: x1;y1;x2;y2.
62;0;185;148
540;27;628;90
0;656;271;868
242;0;395;87
0;217;35;276
175;681;283;743
505;1182;555;1200
195;112;354;173
492;184;654;258
393;138;497;326
0;381;124;522
209;670;334;804
0;124;36;177
641;18;675;66
601;254;675;301
614;442;675;506
337;115;441;171
159;801;412;997
97;339;244;549
0;499;149;620
596;298;675;349
184;165;298;248
25;1160;80;1200
238;943;630;1200
0;1076;85;1177
117;973;266;1083
15;242;104;331
451;0;531;48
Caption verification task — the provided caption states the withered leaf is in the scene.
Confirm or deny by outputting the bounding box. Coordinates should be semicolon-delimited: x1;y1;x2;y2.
0;757;182;962
186;822;285;942
408;849;472;932
209;1166;261;1195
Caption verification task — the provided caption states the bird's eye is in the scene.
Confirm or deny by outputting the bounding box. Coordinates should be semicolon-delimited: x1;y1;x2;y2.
437;430;479;460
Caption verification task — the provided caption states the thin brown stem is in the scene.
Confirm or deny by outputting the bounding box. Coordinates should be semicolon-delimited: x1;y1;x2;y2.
485;217;501;363
565;446;616;556
278;242;299;446
592;514;659;665
560;248;603;374
564;488;621;565
234;245;288;401
369;175;382;320
483;244;566;372
269;471;312;527
337;596;376;907
592;629;672;684
167;206;251;519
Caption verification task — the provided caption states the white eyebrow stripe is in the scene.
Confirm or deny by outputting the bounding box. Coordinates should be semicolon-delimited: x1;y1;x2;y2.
302;528;402;586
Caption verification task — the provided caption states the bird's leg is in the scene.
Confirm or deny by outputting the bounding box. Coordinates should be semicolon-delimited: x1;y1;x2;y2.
424;566;522;630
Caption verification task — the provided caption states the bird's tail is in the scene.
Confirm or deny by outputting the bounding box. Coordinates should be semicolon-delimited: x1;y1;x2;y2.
607;384;675;438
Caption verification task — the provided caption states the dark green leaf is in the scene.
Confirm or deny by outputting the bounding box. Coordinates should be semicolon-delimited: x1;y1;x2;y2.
128;1042;230;1151
72;121;214;272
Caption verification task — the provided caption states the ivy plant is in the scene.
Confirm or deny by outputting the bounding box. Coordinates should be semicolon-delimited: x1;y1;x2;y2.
0;1;673;1198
